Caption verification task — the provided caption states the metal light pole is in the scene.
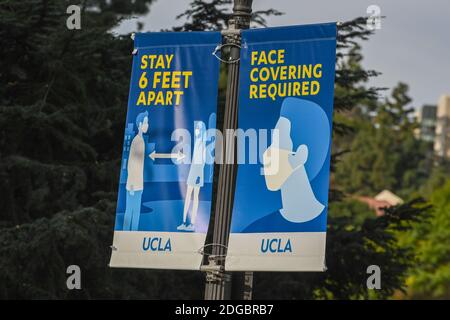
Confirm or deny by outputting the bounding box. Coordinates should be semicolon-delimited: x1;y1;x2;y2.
203;0;253;300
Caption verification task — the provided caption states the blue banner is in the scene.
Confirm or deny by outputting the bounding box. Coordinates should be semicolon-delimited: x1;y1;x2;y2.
226;23;337;271
110;31;221;270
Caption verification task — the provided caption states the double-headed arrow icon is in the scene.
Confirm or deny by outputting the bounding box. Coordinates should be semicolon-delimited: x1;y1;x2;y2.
149;150;186;161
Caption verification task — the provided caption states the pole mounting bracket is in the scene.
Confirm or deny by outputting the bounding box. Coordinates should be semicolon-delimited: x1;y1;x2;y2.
200;255;231;283
199;244;230;283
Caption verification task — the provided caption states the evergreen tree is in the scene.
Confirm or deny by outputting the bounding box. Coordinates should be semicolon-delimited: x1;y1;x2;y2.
405;179;450;299
336;82;429;197
172;0;282;31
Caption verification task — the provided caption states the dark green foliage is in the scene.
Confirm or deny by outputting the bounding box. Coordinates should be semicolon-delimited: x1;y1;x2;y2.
0;199;204;299
0;0;134;228
402;180;450;299
335;82;430;197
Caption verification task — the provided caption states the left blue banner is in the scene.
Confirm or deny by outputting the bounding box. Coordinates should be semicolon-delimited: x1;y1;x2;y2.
110;31;221;270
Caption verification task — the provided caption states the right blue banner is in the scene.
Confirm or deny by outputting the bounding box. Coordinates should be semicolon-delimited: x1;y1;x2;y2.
226;23;337;271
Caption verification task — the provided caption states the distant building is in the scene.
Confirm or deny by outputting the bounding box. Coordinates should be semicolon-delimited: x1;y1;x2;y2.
419;104;437;143
434;95;450;159
374;190;404;206
355;190;404;217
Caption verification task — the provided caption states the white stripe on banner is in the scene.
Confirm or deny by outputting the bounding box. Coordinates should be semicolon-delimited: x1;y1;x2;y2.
110;231;205;270
225;232;327;272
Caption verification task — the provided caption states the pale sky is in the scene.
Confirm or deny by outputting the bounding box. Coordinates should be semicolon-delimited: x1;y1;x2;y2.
115;0;450;109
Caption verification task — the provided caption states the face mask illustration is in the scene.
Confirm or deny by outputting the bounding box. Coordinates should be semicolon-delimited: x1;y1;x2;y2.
262;117;295;191
262;144;308;191
263;147;293;191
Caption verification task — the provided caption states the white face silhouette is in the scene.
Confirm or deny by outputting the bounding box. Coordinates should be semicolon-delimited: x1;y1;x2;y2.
140;116;149;133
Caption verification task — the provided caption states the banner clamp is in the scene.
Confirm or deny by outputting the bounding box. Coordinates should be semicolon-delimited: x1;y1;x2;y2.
199;244;230;283
200;256;231;283
198;243;228;258
212;43;241;64
221;29;241;36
